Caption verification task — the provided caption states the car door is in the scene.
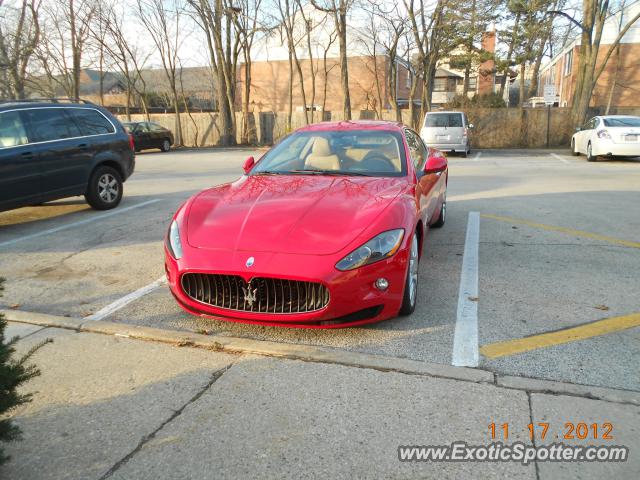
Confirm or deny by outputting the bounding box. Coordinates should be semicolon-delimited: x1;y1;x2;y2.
136;122;153;149
0;109;42;210
21;107;92;198
149;122;165;147
578;117;597;152
405;129;436;221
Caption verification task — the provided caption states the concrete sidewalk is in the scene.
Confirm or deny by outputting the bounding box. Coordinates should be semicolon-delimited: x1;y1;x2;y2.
2;317;639;480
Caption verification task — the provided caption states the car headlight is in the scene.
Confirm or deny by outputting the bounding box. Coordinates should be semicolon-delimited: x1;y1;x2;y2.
597;129;611;139
336;229;404;271
166;220;183;259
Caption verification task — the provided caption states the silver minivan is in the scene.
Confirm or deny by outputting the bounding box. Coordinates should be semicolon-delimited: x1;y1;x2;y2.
420;111;472;157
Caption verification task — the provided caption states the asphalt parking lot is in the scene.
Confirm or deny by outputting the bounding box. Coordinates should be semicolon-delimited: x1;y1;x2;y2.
1;147;639;392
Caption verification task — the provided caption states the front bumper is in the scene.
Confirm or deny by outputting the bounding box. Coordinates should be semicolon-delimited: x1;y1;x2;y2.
164;245;409;328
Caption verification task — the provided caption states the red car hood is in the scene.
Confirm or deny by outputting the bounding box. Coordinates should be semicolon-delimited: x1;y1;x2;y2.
186;174;406;255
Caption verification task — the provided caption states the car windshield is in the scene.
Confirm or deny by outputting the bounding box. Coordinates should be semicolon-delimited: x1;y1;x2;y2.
251;130;406;177
424;113;463;128
602;117;640;127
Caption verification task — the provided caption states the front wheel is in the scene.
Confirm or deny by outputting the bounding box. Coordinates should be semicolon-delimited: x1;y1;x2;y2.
587;142;597;162
399;232;419;316
160;139;171;152
85;166;123;210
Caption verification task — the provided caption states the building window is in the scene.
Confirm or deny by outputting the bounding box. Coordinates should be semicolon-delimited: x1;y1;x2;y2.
468;77;478;91
433;77;447;92
564;50;573;76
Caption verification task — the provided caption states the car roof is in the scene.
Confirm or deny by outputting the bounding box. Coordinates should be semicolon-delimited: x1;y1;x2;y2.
598;115;640;118
426;111;464;115
0;101;99;112
297;120;405;133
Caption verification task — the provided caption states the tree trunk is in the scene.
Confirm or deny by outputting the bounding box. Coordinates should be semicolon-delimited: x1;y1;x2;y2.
337;6;351;120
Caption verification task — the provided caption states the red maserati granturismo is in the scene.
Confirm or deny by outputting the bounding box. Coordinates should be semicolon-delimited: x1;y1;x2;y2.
164;120;448;328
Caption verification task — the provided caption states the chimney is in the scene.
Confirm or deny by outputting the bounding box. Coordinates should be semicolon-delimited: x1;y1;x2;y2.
478;29;496;96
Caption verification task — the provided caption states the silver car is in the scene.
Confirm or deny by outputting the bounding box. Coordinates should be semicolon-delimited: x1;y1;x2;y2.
420;111;472;157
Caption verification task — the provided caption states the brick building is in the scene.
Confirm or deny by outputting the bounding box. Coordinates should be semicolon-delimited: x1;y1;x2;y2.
538;0;640;108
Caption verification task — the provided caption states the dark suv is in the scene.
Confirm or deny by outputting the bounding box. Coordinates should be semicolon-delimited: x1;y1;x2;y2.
0;99;135;212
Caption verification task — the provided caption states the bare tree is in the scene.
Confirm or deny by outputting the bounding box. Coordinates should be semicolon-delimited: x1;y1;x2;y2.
188;0;241;146
235;0;263;143
0;0;41;99
91;1;152;119
404;0;455;119
136;0;185;145
320;25;338;115
35;0;94;99
311;0;353;120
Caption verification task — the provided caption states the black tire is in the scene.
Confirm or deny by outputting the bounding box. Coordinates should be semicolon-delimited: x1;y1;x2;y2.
399;232;419;316
587;142;597;162
571;138;579;156
431;195;446;228
160;138;171;152
460;150;468;158
84;166;123;210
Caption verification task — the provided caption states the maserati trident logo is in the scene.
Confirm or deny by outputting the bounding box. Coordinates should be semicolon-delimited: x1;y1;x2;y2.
242;281;258;308
246;256;255;268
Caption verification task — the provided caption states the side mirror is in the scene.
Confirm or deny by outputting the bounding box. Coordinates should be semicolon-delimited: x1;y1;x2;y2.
468;123;474;129
243;156;255;174
424;153;448;175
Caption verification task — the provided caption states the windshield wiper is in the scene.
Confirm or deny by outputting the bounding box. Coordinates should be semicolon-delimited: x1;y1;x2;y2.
288;169;370;176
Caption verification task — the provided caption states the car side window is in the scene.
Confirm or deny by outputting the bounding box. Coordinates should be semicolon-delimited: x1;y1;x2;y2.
405;129;427;170
0;111;29;148
138;123;151;133
67;108;115;136
149;123;164;132
584;117;596;130
22;108;80;143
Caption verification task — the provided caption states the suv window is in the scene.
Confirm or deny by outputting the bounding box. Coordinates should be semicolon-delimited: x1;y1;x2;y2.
68;108;115;136
0;111;29;148
405;129;427;170
425;113;463;128
22;108;80;143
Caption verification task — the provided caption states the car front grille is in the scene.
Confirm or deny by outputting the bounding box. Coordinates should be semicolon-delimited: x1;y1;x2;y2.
181;273;330;314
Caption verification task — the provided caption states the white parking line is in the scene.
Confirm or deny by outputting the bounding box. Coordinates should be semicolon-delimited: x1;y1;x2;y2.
472;152;482;162
550;153;570;164
85;276;167;321
0;199;161;249
452;212;480;367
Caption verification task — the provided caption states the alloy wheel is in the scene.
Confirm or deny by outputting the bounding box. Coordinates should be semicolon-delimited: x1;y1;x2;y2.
98;173;119;203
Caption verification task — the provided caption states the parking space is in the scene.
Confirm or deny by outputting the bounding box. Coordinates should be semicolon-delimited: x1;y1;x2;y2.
1;147;639;391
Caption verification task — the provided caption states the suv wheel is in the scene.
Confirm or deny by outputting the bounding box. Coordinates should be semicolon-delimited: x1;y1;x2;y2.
85;166;123;210
161;139;171;152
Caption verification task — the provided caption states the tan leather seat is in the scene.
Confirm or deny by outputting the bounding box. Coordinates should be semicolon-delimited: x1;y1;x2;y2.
305;137;340;170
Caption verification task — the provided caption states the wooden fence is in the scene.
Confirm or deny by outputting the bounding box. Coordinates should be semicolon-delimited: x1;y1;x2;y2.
116;106;640;149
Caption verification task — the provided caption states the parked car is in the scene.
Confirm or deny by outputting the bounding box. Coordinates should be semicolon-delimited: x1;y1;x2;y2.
123;121;174;152
164;120;448;328
420;111;472;157
571;115;640;162
0;99;135;212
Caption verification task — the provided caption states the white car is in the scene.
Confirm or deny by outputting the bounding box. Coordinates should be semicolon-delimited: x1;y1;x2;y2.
571;115;640;161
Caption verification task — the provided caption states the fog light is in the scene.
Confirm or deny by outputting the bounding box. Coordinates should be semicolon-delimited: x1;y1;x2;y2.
375;278;389;291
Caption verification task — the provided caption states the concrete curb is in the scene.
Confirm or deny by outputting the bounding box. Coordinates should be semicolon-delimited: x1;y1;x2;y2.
3;308;639;406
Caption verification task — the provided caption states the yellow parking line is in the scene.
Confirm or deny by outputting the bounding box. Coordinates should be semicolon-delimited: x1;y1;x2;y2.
480;313;640;359
481;214;640;249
